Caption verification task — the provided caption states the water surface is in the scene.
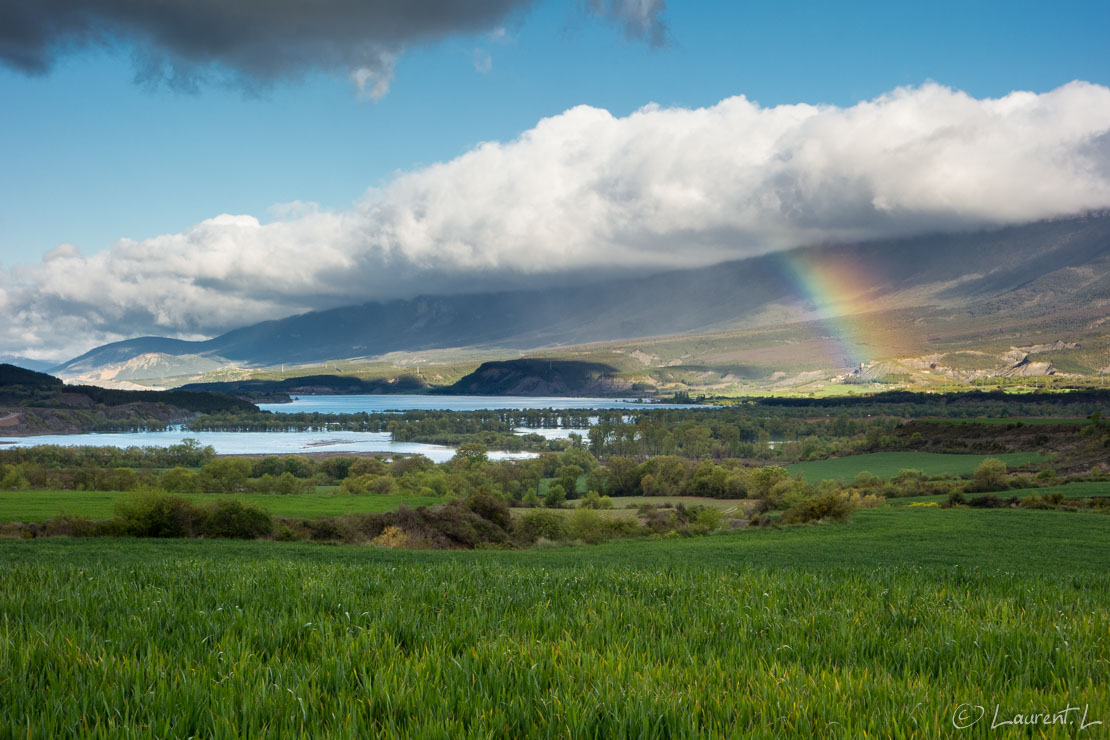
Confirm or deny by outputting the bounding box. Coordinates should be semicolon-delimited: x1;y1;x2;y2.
0;430;534;462
1;395;706;457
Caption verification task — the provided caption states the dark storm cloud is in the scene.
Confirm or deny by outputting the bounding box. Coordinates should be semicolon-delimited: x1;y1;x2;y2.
0;0;668;91
587;0;667;47
0;0;532;88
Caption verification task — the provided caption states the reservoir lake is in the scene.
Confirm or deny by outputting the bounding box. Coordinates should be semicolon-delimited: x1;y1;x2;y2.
0;395;702;460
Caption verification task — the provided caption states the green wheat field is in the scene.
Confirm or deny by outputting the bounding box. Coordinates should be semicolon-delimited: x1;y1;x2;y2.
2;507;1108;738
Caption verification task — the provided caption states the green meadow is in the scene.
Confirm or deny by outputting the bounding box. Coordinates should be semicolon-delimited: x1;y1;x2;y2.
924;417;1091;426
785;451;1044;482
2;508;1108;738
0;490;442;523
891;480;1110;505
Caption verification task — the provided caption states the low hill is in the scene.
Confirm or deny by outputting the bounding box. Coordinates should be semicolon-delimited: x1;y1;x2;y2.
438;360;634;396
179;374;429;400
0;363;257;435
0;364;63;390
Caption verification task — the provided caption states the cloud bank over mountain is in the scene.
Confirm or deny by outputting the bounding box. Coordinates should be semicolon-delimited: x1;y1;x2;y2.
3;81;1110;359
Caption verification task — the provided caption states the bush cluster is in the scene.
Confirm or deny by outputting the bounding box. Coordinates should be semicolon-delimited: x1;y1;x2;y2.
2;492;274;540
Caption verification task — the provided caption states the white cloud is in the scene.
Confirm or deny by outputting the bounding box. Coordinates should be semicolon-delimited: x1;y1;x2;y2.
3;81;1110;360
350;52;397;101
473;48;493;74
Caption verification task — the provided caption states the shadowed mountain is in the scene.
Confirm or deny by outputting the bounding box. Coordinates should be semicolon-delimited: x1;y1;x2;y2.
53;213;1110;379
436;359;633;396
179;374;428;398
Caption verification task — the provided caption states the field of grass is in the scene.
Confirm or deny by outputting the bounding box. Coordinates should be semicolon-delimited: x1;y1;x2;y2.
513;496;755;519
0;490;443;523
593;495;752;512
785;451;1044;482
923;416;1091;425
892;480;1110;505
2;508;1108;737
537;474;588;496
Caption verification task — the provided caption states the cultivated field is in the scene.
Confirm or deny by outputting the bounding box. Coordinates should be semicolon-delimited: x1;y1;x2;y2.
891;480;1110;505
785;451;1044;482
2;507;1107;738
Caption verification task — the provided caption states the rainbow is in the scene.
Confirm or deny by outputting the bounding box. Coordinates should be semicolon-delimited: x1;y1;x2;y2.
772;250;878;370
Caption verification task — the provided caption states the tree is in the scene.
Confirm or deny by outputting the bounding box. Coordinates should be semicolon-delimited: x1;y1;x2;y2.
751;466;790;499
558;464;583;500
973;458;1008;491
160;466;198;493
201;458;251;493
544;483;567;508
349;457;388;478
454;442;489;469
605;457;640;496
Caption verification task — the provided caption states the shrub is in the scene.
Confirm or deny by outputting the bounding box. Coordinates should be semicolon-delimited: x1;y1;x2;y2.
750;466;791;499
0;467;30;490
341;474;397;495
692;507;724;533
465;492;511;530
971;458;1009;492
602;516;640;539
273;522;301;542
768;479;809;511
200;458;252;493
845;492;884;509
39;514;97;537
567;508;608;544
306;517;357;542
114;492;205;538
513;510;570;544
202;499;274;539
371;525;422;549
851;471;882;489
160;466;198;493
98;467;140;492
580;490;613;509
890;469;928;496
965;494;1010;509
781;492;856;524
349;457;389;478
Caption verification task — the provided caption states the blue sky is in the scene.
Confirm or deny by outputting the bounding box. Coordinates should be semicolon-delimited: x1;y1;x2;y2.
3;0;1109;264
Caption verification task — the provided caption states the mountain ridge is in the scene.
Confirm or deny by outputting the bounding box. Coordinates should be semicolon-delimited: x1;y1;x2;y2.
53;214;1110;382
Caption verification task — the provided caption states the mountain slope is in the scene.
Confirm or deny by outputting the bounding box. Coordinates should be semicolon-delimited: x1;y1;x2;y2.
54;214;1110;379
